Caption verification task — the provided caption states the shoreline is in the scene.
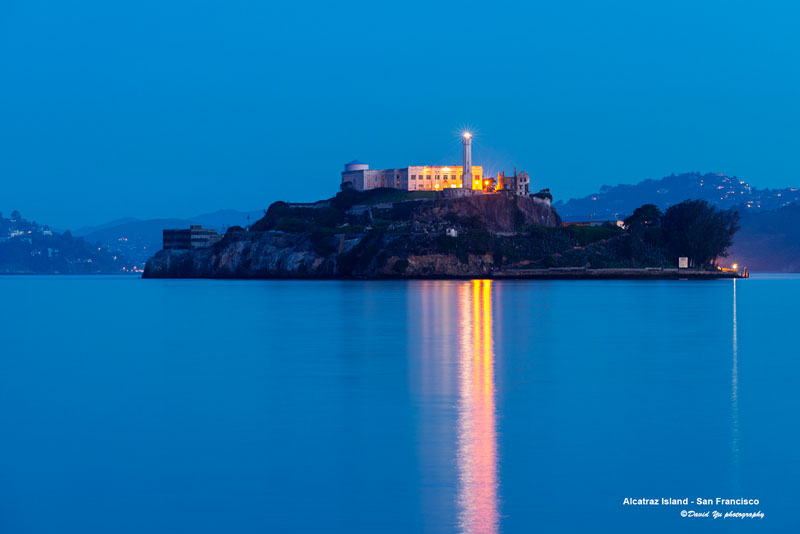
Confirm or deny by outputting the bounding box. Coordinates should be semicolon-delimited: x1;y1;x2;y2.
492;268;741;280
142;268;742;281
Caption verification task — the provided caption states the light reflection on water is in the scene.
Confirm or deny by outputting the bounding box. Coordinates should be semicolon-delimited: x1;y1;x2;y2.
413;280;499;533
731;278;740;493
456;280;499;534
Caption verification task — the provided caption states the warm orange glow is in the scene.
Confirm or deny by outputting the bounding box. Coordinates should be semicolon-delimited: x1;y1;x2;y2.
732;263;738;270
457;280;498;534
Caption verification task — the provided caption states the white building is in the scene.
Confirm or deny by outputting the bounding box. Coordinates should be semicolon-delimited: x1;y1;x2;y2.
341;161;485;192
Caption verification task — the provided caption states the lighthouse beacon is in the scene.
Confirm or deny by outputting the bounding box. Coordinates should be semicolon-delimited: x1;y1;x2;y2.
462;132;473;190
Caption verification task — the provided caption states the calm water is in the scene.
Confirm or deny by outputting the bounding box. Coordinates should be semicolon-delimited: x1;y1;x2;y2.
1;275;798;533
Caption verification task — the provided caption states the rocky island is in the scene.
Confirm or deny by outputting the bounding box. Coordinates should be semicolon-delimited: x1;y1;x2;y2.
143;189;743;280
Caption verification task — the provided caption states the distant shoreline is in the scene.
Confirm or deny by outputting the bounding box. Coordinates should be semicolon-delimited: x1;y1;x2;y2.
0;272;141;276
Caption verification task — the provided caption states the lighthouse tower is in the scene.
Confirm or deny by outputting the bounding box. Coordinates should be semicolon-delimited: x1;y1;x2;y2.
462;132;472;190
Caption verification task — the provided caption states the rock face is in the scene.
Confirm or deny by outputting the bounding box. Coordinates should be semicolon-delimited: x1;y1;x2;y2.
144;233;499;279
412;194;560;232
145;232;340;278
143;192;577;279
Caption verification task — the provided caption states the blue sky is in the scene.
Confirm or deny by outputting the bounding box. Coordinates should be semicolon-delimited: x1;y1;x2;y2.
1;0;799;228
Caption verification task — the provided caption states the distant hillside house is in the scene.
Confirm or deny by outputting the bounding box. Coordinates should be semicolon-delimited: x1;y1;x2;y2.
340;161;486;192
162;225;222;250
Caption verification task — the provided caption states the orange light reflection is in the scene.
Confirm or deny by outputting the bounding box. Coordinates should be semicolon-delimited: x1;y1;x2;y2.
457;280;499;533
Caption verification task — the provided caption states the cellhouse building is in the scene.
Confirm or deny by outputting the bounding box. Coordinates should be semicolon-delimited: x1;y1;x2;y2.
341;132;485;192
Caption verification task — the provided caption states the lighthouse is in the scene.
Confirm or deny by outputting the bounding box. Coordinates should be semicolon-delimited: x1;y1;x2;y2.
462;132;472;190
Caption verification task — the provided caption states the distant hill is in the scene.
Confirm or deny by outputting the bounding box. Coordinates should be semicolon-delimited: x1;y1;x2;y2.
74;217;139;236
79;218;194;244
554;172;799;222
191;209;266;230
74;209;265;238
74;209;265;267
552;172;800;272
78;218;195;267
0;210;126;273
728;204;800;273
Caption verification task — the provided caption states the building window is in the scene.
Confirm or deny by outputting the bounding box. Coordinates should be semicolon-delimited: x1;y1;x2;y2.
411;175;416;180
435;175;439;180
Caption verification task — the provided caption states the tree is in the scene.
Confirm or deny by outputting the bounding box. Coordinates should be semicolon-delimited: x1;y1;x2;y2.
661;199;740;267
623;204;667;265
624;204;662;230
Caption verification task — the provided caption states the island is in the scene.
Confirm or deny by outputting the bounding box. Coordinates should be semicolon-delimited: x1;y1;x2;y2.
143;189;743;280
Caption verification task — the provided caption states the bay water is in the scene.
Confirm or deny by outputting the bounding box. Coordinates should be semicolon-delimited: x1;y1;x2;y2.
1;275;797;533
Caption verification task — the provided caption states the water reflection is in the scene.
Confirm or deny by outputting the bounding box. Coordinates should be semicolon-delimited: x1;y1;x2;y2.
731;279;740;486
456;280;499;534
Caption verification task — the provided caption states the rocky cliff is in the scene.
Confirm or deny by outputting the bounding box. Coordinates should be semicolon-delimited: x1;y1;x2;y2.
143;190;636;279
